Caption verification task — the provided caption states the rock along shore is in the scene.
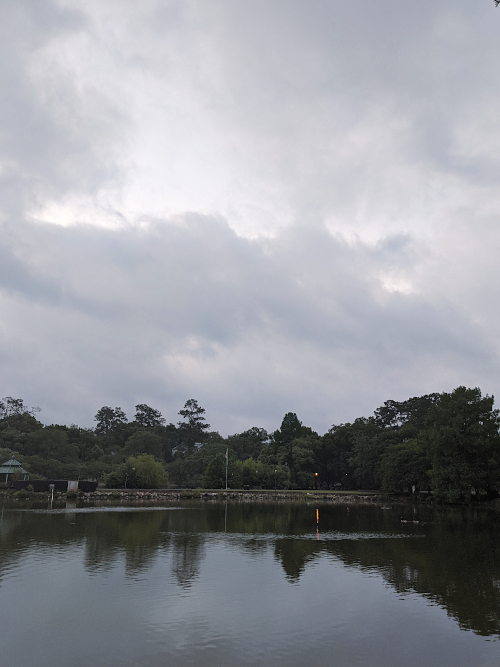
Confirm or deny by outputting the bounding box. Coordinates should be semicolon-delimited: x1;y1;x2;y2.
74;489;389;504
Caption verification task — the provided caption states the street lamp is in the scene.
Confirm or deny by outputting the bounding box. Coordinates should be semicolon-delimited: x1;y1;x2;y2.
314;472;318;490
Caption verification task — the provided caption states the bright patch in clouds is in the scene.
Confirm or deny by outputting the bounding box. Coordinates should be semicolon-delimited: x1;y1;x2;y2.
1;0;500;432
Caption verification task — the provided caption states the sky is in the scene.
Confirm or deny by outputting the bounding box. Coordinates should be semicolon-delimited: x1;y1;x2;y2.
2;0;500;435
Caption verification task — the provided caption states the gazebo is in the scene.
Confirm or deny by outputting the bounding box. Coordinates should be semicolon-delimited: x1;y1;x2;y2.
0;457;29;484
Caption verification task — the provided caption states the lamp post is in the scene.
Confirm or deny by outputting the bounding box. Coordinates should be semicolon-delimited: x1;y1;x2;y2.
314;472;318;490
124;467;136;490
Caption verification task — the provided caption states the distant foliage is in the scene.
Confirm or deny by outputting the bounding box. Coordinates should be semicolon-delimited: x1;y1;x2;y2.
1;390;500;501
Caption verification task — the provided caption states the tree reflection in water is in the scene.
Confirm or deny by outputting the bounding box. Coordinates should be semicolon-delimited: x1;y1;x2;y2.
171;533;205;588
0;501;499;637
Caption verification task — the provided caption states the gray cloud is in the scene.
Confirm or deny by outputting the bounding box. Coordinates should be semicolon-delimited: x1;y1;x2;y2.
1;1;500;433
1;215;496;433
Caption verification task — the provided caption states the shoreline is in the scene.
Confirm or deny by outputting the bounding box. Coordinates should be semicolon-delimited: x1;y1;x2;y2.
3;487;498;507
2;487;411;504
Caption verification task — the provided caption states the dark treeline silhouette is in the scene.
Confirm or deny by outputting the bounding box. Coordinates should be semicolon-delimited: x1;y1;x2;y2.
1;387;500;501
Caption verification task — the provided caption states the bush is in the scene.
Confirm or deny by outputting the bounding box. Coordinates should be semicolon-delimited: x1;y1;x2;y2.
105;454;169;489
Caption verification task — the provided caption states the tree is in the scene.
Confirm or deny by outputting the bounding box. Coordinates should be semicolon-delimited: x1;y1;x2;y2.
67;426;102;462
177;399;210;453
423;387;500;501
240;458;265;488
226;427;268;460
380;438;430;493
0;398;43;438
272;413;316;476
203;452;229;489
105;454;168;489
374;394;440;431
134;404;165;428
320;425;356;488
131;454;169;488
0;397;40;419
290;437;316;488
160;423;179;462
124;429;163;459
22;427;77;463
94;406;129;450
94;406;128;434
341;393;441;491
273;413;303;449
348;418;387;489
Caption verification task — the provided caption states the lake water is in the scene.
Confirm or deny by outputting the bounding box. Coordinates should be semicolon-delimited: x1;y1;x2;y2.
1;500;499;667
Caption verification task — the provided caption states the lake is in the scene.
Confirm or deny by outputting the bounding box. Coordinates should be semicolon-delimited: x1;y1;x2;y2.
0;499;499;667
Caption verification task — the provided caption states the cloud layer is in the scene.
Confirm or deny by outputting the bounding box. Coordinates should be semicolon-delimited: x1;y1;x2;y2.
1;1;500;432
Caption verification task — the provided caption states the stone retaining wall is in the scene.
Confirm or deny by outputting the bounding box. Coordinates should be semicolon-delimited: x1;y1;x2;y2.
77;489;386;503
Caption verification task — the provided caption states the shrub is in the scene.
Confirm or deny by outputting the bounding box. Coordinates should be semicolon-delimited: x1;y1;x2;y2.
105;454;169;489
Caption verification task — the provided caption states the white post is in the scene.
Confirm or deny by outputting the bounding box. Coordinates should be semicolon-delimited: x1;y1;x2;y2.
225;449;228;490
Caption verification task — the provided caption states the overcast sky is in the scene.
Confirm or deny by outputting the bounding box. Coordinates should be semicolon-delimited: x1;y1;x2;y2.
2;0;500;434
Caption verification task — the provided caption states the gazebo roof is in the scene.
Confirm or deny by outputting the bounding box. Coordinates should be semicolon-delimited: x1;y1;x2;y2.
0;457;29;475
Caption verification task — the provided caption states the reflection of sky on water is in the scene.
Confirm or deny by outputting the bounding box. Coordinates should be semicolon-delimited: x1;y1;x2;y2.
146;547;488;667
0;538;497;667
0;504;499;667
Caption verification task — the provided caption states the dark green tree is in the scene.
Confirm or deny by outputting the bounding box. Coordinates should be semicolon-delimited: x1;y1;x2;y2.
374;394;440;430
94;406;128;434
273;413;303;449
177;399;210;453
240;458;265;488
160;423;179;462
0;411;43;436
94;406;129;450
320;425;356;488
134;404;165;428
22;427;78;463
124;428;164;459
290;436;316;488
380;438;430;493
345;393;441;490
423;387;500;501
226;427;268;460
203;451;228;489
348;418;387;489
272;413;316;477
67;426;102;462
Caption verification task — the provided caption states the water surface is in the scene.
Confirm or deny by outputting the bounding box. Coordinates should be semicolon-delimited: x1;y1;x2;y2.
1;501;499;667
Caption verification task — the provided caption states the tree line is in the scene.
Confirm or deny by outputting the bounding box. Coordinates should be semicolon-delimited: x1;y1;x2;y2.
1;386;500;501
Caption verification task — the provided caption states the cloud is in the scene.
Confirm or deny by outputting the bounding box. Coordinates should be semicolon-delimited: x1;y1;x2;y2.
1;1;500;432
0;0;124;222
1;214;497;433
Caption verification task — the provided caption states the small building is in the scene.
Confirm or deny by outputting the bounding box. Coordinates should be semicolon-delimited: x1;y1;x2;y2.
0;457;29;484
